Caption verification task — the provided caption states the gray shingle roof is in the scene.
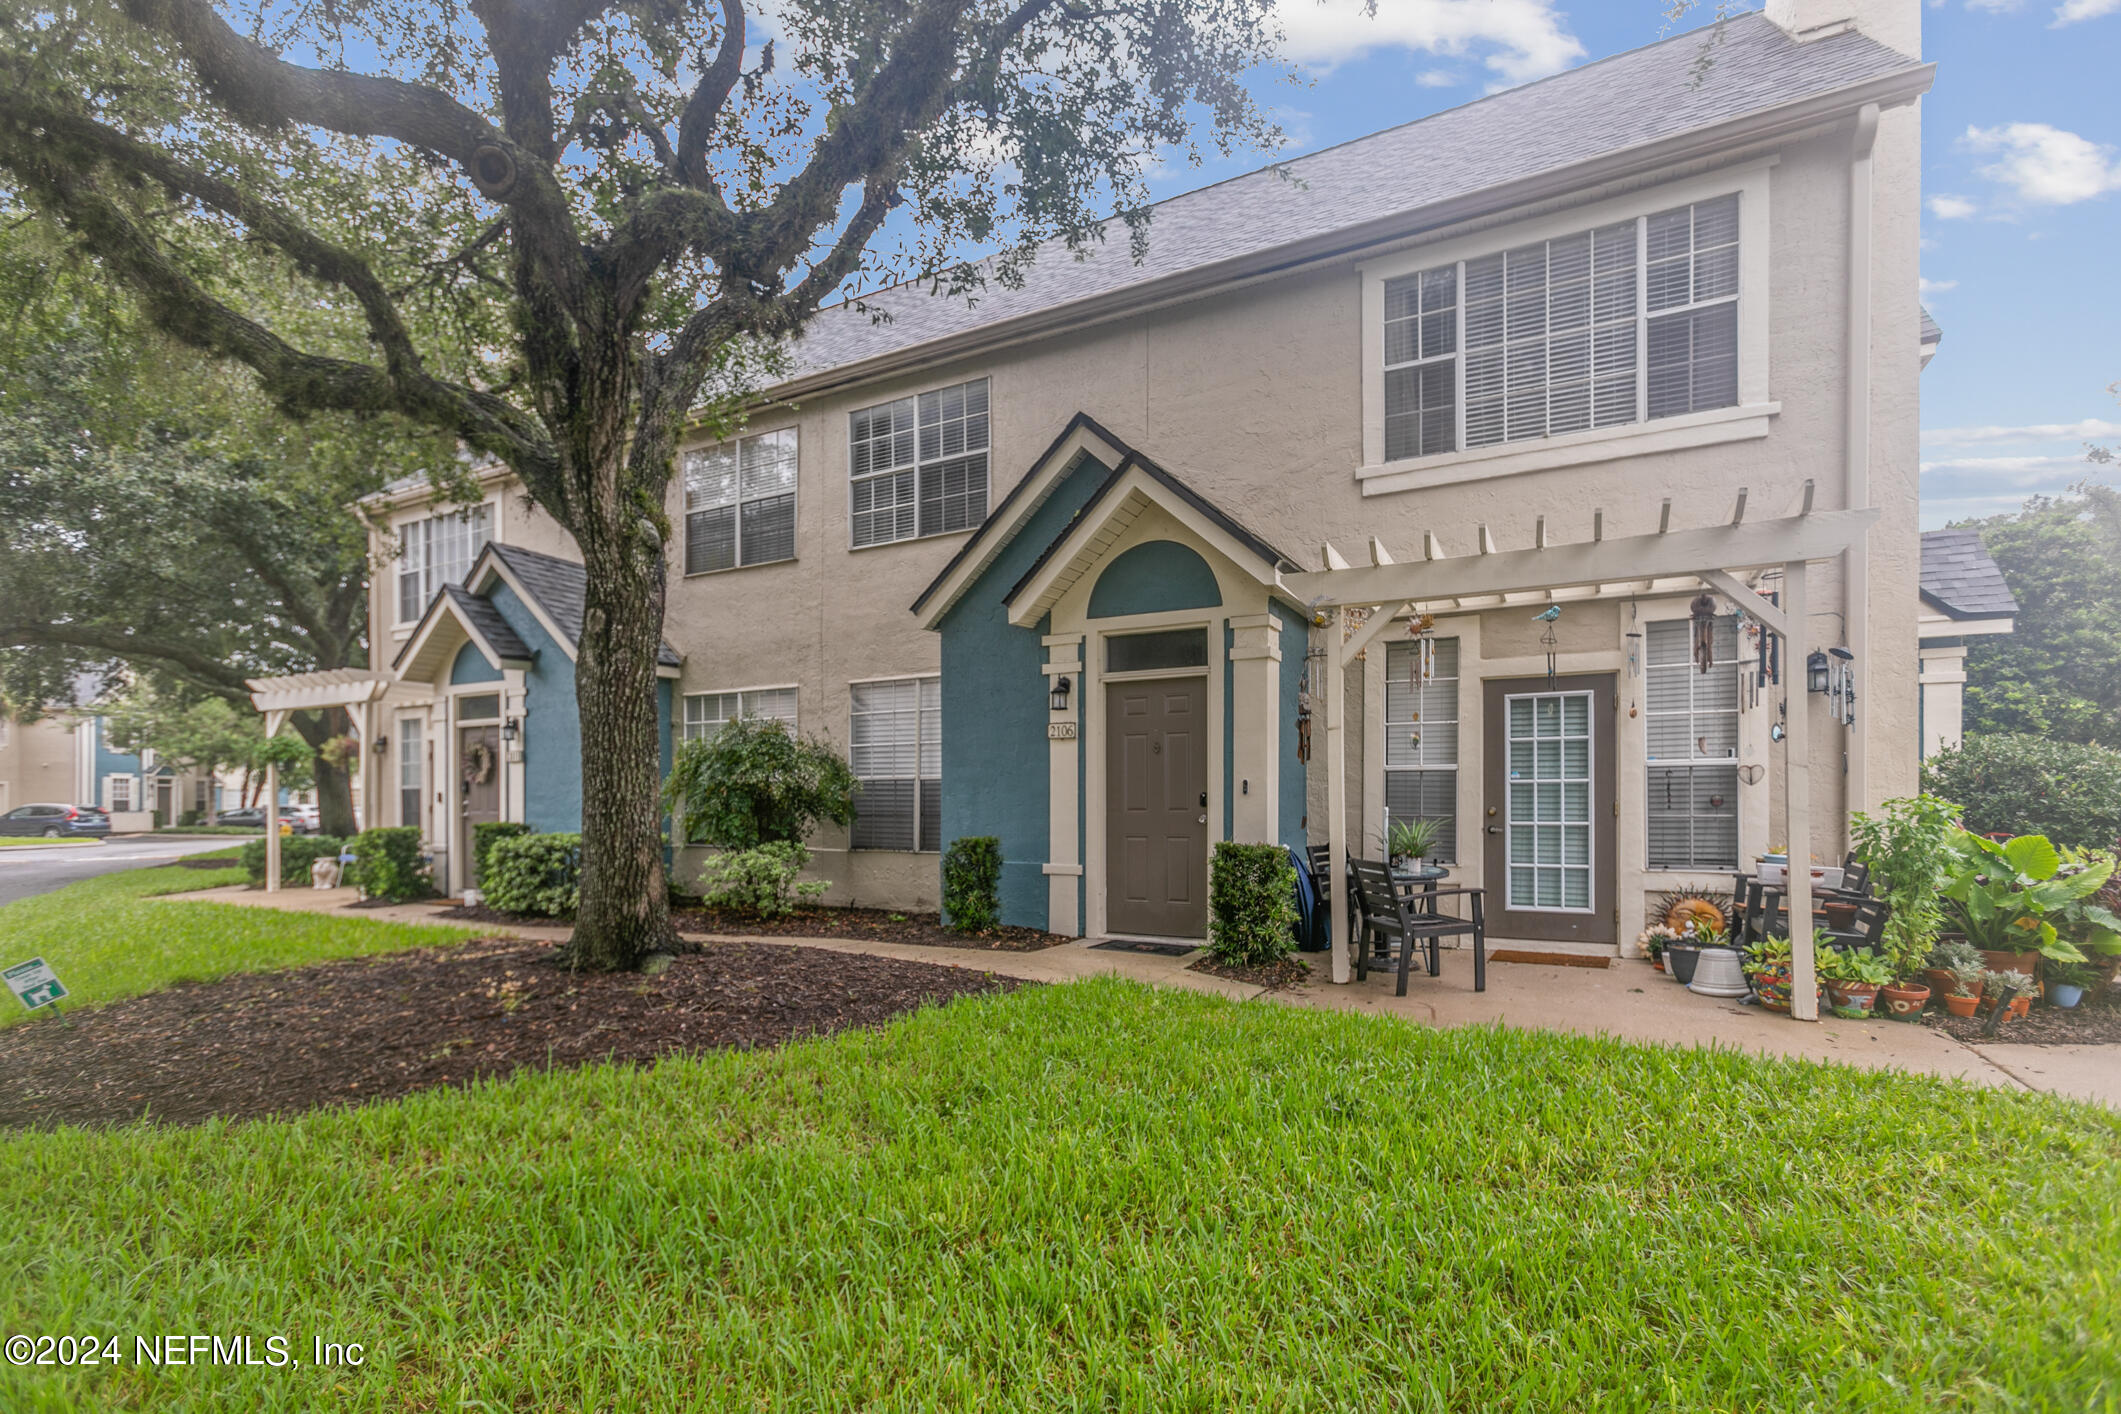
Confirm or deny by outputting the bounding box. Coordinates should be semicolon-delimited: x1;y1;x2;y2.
487;543;684;667
789;13;1925;381
442;583;532;662
1920;306;1943;345
1921;529;2018;620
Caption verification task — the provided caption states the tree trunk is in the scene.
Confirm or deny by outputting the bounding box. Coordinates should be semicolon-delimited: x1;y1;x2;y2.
564;516;681;970
314;756;356;838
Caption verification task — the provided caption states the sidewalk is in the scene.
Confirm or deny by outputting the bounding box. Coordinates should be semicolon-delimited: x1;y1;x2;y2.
158;884;2117;1108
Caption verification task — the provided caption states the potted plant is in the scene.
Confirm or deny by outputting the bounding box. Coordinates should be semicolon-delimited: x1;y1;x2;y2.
1943;961;1987;1019
1387;817;1445;874
1743;934;1821;1014
2042;960;2099;1010
1980;970;2036;1035
1940;832;2121;983
1878;974;1931;1020
1663;915;1718;986
1818;946;1893;1019
1924;938;1982;1004
1636;924;1680;973
1851;793;1959;983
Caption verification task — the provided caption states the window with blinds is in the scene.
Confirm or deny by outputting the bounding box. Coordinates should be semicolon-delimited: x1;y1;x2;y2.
850;379;989;547
1644;616;1741;870
1383;637;1459;862
682;687;798;743
850;677;941;851
397;505;493;623
684;429;797;574
398;717;423;828
1380;194;1740;463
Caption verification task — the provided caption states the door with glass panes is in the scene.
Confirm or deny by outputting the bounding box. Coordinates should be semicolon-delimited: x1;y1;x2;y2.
1481;675;1616;944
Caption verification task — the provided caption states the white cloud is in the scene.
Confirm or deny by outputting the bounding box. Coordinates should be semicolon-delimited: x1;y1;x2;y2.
1965;0;2024;11
1927;194;1978;219
1964;122;2121;204
1918;277;1958;295
1271;0;1584;86
1921;418;2121;446
1416;69;1459;87
2053;0;2121;23
1919;454;2091;484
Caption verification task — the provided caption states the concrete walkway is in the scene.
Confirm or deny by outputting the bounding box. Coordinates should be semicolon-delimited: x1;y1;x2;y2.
159;884;2117;1108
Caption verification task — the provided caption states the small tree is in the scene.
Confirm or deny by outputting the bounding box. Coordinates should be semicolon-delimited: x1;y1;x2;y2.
102;686;260;823
662;718;856;851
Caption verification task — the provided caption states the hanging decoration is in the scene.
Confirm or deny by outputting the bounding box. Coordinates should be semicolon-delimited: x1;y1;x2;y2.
1295;705;1312;763
1532;604;1561;684
1689;592;1720;675
1340;605;1372;661
461;738;496;787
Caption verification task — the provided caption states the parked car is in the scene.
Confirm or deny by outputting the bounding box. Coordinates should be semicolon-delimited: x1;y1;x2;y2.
0;804;112;838
286;804;322;833
210;807;288;832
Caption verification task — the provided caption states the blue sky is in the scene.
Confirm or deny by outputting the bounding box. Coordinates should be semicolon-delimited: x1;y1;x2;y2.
1110;0;2120;528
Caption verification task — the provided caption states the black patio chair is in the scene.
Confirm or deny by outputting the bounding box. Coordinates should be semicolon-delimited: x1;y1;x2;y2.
1308;843;1367;953
1349;857;1486;997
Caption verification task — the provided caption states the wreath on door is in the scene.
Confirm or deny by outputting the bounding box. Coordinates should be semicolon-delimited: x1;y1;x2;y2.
461;738;496;787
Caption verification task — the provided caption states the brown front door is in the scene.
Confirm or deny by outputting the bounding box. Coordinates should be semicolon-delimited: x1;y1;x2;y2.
1106;676;1209;938
459;724;501;882
1482;674;1617;945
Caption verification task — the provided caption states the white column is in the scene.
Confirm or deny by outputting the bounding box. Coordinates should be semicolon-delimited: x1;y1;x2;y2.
264;760;282;895
1042;634;1084;935
1226;614;1282;844
1784;559;1817;1021
1326;627;1350;985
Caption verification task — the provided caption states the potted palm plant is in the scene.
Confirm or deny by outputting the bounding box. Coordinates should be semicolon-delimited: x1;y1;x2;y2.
1387;817;1445;873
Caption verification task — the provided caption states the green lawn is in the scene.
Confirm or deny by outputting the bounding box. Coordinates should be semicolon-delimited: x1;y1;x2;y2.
0;856;477;1027
3;978;2115;1411
0;837;103;848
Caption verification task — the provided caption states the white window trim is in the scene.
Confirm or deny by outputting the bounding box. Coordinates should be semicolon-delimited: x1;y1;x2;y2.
1383;637;1461;865
680;685;801;742
846;378;992;551
682;427;799;577
848;673;942;853
392;500;496;626
105;773;137;812
1358;161;1773;497
1642;613;1746;874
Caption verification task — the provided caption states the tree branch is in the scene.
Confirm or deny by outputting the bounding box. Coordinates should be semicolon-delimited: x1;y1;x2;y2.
675;0;746;190
0;619;252;703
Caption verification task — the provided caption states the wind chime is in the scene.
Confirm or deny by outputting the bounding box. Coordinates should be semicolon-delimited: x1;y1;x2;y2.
1689;591;1720;675
1532;604;1561;684
1401;612;1438;755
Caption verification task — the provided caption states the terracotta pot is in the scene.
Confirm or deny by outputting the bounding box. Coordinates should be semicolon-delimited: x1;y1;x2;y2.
1825;981;1880;1018
1879;982;1930;1020
1822;901;1859;930
1922;968;1957;998
1981;951;2042;985
1944;991;1981;1018
1651;956;1665;973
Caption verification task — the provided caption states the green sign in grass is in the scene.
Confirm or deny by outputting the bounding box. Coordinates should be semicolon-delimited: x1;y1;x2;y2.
3;956;68;1011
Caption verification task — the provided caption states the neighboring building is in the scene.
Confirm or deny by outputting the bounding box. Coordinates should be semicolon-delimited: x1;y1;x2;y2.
358;0;1938;947
1916;528;2017;757
0;711;77;817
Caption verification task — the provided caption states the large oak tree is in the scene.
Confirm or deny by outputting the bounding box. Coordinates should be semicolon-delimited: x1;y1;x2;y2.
0;0;1303;967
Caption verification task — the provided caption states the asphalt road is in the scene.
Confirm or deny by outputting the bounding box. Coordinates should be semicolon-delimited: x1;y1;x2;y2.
0;835;248;908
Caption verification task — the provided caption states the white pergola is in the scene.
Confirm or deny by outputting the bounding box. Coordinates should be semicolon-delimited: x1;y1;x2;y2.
245;669;434;892
1282;482;1878;1022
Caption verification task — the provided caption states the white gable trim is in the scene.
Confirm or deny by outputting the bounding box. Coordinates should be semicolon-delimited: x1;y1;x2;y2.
396;591;532;685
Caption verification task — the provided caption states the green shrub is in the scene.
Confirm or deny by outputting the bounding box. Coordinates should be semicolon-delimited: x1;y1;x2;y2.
662;718;857;849
1922;734;2121;849
1208;842;1299;966
483;832;581;917
344;826;430;902
473;821;532;884
239;834;345;887
695;842;828;919
941;836;1003;933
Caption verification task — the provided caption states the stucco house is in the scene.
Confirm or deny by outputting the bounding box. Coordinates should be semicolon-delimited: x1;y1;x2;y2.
346;0;1966;955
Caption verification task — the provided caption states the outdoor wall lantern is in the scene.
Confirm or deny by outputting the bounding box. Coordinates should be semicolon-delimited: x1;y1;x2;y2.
1828;647;1857;727
1050;675;1071;713
1805;650;1831;696
374;734;389;755
502;717;520;745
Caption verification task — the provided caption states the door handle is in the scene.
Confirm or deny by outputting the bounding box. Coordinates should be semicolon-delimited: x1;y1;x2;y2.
1486;825;1502;835
1198;814;1208;825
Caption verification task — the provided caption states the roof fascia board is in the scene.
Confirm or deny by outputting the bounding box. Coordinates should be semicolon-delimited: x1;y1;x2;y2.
471;552;579;662
356;461;516;512
764;64;1933;409
1919;589;2018;624
393;592;526;680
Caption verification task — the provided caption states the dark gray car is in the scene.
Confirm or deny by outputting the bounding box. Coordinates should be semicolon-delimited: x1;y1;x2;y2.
0;804;112;838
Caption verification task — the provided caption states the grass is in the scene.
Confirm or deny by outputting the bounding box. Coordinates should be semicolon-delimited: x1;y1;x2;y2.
0;855;477;1027
2;977;2116;1411
0;837;103;848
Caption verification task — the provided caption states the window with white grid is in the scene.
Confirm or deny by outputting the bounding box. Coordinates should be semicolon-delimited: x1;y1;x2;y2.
1384;637;1460;862
850;379;989;547
396;505;493;623
681;687;799;744
1379;195;1740;463
106;775;134;812
684;429;797;574
1645;616;1741;870
849;677;941;851
398;716;423;828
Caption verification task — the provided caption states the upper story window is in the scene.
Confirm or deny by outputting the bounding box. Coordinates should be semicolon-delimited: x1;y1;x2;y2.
1379;195;1740;464
684;429;797;574
397;505;492;625
849;378;989;548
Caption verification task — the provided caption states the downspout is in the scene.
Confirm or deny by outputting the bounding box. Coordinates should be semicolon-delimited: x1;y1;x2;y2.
1844;101;1879;815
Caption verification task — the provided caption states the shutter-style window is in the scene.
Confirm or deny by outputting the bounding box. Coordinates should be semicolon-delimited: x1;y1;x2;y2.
1645;195;1740;419
685;429;797;572
1644;617;1741;870
852;380;988;546
398;717;423;829
850;676;941;850
682;687;798;743
1384;637;1460;861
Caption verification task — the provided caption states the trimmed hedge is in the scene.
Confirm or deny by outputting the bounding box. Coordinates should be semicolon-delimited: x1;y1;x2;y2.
1208;842;1299;965
240;834;345;887
345;827;431;902
484;832;582;917
695;842;827;919
1922;733;2121;849
941;836;1003;933
473;821;533;885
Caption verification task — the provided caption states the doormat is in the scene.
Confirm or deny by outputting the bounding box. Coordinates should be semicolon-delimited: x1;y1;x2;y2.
1489;949;1611;969
1092;939;1200;958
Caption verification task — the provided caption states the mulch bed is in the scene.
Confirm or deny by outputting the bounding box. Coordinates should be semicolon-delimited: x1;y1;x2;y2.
1925;982;2121;1047
0;938;1021;1130
1188;955;1313;990
433;901;1072;952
